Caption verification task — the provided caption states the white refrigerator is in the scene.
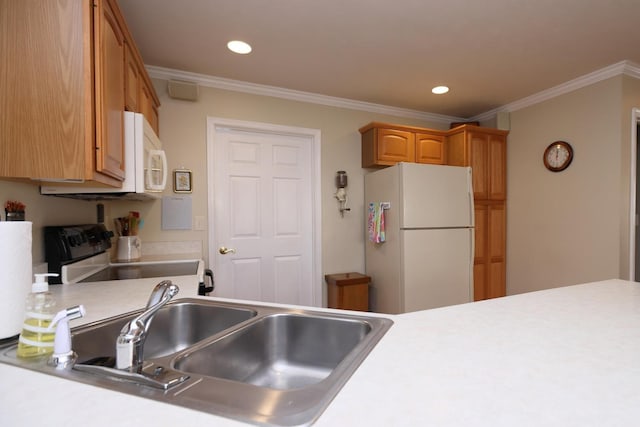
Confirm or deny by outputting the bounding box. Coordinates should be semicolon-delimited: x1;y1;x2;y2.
365;162;474;314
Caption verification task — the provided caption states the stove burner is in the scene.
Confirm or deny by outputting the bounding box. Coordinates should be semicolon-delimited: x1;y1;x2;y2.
79;261;200;283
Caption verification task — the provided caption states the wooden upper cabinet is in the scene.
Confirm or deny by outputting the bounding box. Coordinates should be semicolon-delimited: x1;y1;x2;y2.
140;80;160;136
124;42;140;112
0;0;159;186
468;133;488;199
416;133;446;165
124;36;160;135
377;128;415;164
94;0;125;181
0;0;112;184
120;5;161;136
446;125;508;201
488;133;507;200
360;123;446;168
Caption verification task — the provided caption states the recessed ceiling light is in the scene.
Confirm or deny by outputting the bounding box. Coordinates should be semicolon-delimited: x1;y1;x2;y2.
432;86;449;95
227;40;252;54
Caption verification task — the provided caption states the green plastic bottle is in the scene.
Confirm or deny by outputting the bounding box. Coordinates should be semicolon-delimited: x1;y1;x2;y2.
16;273;58;359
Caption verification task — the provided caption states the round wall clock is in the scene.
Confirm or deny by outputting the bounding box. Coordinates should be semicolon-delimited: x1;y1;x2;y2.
543;141;573;172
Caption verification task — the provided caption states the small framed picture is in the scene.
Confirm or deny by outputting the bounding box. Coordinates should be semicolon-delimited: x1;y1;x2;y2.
173;169;192;193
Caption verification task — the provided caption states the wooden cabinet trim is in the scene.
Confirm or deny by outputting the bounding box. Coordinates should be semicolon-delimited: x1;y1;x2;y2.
359;122;448;136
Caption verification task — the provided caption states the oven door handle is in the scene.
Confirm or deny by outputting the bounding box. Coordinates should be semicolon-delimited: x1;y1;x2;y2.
198;268;215;296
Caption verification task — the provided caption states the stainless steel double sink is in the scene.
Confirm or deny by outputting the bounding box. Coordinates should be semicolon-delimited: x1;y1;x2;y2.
0;298;393;426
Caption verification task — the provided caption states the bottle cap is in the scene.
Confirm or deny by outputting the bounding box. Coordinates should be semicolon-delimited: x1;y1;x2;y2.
32;273;59;292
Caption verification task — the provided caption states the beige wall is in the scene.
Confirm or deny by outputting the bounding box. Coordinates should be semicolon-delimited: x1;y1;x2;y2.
620;76;640;277
0;181;98;264
506;75;640;295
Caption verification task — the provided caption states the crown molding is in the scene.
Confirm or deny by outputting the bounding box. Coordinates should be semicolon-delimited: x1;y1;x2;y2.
146;65;464;124
148;61;640;124
471;60;640;122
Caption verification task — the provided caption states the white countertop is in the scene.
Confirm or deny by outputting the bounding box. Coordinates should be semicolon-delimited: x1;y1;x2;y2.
2;279;640;426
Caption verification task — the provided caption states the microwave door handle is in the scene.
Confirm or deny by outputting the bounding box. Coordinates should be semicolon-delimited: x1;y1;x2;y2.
159;150;168;190
147;149;167;191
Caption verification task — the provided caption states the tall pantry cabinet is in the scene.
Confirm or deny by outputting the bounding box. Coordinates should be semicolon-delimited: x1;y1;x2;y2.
447;125;508;300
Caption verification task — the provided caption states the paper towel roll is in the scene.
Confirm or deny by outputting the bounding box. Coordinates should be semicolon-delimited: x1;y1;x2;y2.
0;222;32;339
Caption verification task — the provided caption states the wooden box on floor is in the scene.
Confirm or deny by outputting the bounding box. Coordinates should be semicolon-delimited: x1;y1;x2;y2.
325;273;370;312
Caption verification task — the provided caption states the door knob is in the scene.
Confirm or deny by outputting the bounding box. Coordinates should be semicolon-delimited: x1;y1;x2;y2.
219;246;236;255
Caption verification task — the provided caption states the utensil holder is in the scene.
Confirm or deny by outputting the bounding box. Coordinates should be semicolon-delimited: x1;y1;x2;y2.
117;236;141;262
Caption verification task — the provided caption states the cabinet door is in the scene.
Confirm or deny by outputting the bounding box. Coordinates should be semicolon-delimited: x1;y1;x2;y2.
94;0;125;180
487;202;506;298
0;0;89;180
140;80;160;136
472;201;506;300
376;128;415;164
416;133;445;164
469;132;488;200
473;203;488;301
488;134;506;200
124;42;139;112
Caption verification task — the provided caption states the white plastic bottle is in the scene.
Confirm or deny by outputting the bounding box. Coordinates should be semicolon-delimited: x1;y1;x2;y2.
16;273;58;359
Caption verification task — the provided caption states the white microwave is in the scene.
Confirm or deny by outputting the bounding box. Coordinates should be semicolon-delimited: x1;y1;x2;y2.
41;112;168;200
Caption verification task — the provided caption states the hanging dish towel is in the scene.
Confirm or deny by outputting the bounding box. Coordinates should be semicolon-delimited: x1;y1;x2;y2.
368;202;386;243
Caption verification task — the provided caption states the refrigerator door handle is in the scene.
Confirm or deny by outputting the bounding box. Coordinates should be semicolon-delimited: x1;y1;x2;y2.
468;167;475;301
467;167;475;227
469;228;475;301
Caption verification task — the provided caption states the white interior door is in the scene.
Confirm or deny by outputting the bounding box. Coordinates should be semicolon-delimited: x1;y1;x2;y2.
207;118;321;306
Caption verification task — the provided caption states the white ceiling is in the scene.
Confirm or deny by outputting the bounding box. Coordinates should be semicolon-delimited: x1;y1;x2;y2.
117;0;640;120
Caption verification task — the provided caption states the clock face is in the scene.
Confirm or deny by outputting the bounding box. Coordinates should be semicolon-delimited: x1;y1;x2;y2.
543;141;573;172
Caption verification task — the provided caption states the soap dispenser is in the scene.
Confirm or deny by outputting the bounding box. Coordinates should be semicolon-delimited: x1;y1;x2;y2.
16;273;58;359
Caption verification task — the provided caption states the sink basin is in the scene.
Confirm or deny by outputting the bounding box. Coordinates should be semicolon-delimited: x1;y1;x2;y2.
174;313;372;389
0;297;392;426
73;300;256;363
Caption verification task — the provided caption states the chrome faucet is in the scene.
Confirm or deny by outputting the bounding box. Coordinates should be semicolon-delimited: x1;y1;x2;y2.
116;280;179;372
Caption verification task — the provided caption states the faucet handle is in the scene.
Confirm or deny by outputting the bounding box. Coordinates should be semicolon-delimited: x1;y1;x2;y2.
145;280;179;309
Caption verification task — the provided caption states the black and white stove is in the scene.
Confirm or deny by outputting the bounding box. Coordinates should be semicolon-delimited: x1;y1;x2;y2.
44;224;213;295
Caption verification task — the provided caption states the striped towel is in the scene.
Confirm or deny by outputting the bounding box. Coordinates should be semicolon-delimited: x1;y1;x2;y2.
368;203;386;243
